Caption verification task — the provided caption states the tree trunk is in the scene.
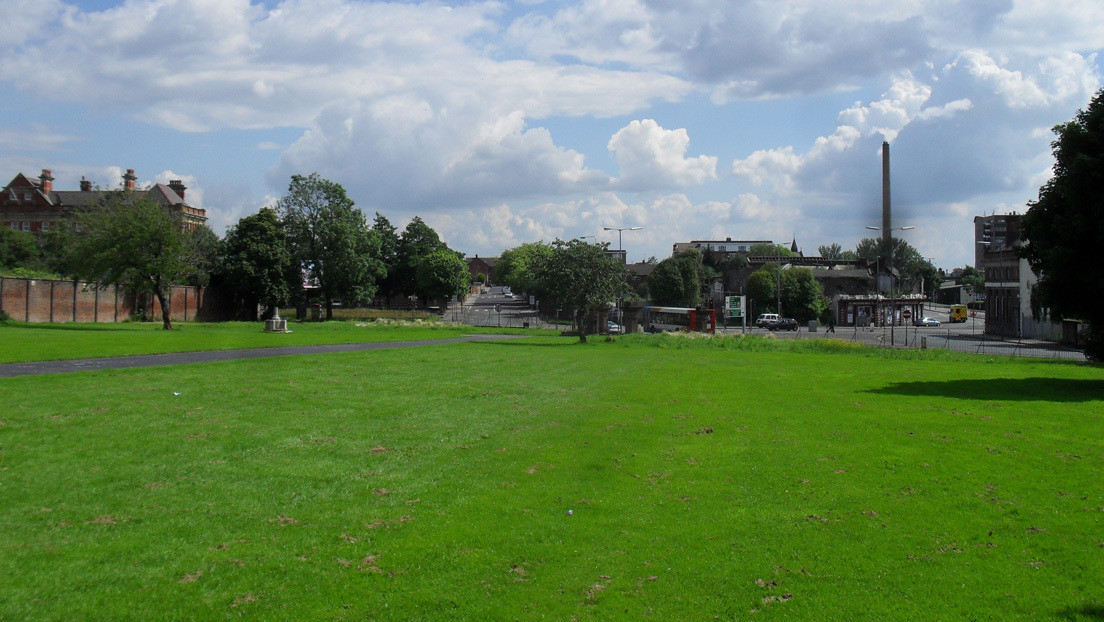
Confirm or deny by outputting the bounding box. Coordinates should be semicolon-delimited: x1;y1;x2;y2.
576;308;588;343
155;289;173;330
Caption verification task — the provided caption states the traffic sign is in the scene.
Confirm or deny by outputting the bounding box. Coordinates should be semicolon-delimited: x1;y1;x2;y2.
902;309;912;319
724;295;744;319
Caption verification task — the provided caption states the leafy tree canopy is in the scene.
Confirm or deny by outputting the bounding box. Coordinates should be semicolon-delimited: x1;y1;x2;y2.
818;243;858;261
69;192;204;329
748;243;795;257
496;241;552;294
0;226;43;272
648;250;706;307
855;237;937;294
220;207;296;317
960;265;984;296
1021;88;1104;359
415;249;471;303
534;239;626;342
746;263;825;322
371;212;401;302
276;173;385;319
395;216;450;301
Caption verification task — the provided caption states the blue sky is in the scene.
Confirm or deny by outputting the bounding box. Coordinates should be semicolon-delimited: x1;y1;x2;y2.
2;0;1101;269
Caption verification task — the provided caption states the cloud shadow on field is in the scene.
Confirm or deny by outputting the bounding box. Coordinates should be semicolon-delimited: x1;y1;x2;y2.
1058;601;1104;621
865;378;1104;403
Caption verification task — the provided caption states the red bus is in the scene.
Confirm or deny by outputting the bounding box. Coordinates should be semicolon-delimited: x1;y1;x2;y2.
641;306;716;333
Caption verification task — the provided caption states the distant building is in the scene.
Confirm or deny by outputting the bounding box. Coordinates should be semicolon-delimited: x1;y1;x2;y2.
975;213;1060;340
672;238;773;258
974;213;1019;270
465;255;496;284
1;168;208;233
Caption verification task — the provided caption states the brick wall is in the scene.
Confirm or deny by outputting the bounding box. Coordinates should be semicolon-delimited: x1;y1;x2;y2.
0;277;207;323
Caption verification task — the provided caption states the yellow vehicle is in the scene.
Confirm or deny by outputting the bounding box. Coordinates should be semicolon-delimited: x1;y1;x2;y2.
949;305;968;323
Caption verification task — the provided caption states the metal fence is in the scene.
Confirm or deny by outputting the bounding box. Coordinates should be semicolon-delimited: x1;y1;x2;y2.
823;325;1087;361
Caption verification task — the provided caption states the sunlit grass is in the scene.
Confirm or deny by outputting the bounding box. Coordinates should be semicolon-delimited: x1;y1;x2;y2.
1;333;1101;619
0;319;539;363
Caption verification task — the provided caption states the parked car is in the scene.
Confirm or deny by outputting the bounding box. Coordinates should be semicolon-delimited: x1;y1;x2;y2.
769;317;799;331
913;316;941;327
607;321;624;334
755;313;779;327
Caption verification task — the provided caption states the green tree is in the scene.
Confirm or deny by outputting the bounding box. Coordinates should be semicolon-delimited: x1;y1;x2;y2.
960;265;984;298
185;225;222;290
496;241;552;294
1021;88;1104;359
395;216;448;302
220;208;297;319
371;212;401;305
855;237;934;294
745;263;824;322
747;263;780;315
534;239;625;343
818;243;858;261
780;267;825;323
0;226;43;272
748;243;795;258
277;173;385;320
415;249;471;305
69;193;199;329
648;250;705;307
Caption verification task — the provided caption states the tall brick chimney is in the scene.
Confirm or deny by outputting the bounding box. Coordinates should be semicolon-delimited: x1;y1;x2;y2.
80;177;92;191
123;168;137;193
39;169;54;194
881;141;891;251
168;179;186;200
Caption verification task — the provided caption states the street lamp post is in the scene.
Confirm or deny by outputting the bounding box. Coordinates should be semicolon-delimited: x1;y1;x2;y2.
603;226;642;324
603;226;642;262
975;240;991;335
865;225;914;346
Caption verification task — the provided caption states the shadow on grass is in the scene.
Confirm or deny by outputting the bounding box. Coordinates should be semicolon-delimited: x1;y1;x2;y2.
1059;602;1104;621
867;378;1104;403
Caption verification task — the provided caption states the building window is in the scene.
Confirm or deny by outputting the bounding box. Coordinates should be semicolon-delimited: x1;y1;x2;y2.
21;221;31;231
41;220;50;232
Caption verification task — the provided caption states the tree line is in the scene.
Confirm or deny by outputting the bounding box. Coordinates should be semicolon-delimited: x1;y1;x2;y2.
0;173;470;329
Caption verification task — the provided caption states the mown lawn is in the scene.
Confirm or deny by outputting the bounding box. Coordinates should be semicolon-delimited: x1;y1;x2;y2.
1;333;1101;620
0;320;534;364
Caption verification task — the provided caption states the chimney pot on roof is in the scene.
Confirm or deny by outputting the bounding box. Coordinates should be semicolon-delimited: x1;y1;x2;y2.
39;169;54;195
168;179;186;200
123;168;137;193
80;176;92;191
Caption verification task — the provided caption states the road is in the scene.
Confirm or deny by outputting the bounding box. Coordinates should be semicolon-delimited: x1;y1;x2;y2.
446;286;552;329
719;305;1085;361
443;293;1085;361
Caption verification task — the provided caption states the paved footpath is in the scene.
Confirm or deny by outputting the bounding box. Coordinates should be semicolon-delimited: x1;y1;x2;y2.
0;334;527;378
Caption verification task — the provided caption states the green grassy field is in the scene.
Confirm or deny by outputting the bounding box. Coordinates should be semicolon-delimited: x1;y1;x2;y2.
1;331;1102;620
0;320;531;364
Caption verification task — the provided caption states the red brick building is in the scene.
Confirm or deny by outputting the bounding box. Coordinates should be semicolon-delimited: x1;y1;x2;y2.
2;168;207;233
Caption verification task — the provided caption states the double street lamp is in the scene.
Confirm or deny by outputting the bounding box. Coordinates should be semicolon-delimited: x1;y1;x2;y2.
603;226;642;262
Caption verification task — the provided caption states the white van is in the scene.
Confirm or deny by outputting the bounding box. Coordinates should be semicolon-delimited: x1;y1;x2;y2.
755;313;779;327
